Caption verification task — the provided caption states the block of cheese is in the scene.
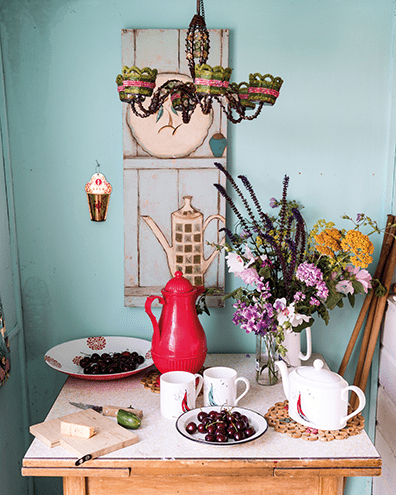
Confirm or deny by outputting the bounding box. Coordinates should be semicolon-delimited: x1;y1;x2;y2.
60;420;96;439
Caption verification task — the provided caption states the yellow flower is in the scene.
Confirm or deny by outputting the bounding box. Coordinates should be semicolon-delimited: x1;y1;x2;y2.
314;228;342;258
340;230;374;268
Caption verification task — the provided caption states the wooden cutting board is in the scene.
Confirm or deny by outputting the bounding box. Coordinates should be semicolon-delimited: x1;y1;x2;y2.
30;409;139;465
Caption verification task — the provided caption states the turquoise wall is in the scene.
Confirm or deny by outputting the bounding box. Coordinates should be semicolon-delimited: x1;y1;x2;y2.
0;111;31;494
0;0;395;494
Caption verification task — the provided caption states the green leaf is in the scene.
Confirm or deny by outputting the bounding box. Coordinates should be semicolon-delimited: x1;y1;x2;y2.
351;280;364;295
223;287;244;301
373;279;387;297
347;292;356;308
325;290;343;310
258;266;272;279
293;318;314;333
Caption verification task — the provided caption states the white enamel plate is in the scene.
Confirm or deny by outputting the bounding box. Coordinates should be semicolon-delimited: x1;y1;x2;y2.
44;336;153;380
176;406;268;446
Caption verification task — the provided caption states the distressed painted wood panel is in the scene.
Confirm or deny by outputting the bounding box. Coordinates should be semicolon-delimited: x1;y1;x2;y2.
122;29;228;307
374;297;396;495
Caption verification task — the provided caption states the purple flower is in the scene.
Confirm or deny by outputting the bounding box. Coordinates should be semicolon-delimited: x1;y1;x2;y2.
269;197;278;208
294;291;306;302
316;281;329;300
296;262;324;287
309;297;320;306
232;298;276;336
356;213;364;223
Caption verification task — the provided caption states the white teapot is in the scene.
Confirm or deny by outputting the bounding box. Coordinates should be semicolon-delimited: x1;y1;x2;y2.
275;359;366;431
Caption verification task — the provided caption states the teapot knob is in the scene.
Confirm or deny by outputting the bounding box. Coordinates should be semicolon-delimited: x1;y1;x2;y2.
313;359;324;370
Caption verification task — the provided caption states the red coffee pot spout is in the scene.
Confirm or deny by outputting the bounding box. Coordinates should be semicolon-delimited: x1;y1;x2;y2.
145;271;207;374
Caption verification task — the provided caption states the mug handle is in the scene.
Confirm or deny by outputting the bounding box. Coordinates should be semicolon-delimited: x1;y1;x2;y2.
341;385;366;424
299;327;312;361
194;374;204;399
234;377;250;405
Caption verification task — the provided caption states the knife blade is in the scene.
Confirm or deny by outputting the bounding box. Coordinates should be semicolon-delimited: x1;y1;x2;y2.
69;402;143;418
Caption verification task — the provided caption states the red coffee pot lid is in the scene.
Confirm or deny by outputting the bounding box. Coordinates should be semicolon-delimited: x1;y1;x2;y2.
163;271;194;294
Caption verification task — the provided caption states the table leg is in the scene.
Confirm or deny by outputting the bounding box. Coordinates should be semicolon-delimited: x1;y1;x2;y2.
320;476;344;495
63;476;86;495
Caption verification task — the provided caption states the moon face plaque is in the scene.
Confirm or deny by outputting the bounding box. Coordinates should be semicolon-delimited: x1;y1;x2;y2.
127;73;213;159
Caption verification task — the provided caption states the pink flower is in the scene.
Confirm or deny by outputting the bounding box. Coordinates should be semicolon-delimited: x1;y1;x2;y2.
350;266;372;293
336;280;354;295
238;267;261;286
343;266;372;293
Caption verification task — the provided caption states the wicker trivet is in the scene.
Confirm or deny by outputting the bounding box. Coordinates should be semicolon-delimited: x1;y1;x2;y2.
264;400;365;441
140;367;206;394
140;369;161;393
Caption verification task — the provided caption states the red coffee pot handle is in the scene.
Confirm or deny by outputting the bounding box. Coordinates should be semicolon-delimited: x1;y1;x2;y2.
145;295;165;338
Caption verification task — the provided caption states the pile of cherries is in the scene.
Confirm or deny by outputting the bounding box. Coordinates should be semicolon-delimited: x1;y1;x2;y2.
79;350;145;375
185;408;256;443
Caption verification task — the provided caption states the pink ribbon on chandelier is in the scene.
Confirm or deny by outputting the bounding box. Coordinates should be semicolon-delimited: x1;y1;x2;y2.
248;87;280;97
118;80;156;91
194;78;230;88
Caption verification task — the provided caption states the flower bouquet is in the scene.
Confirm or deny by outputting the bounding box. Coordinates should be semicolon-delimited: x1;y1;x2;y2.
213;163;385;385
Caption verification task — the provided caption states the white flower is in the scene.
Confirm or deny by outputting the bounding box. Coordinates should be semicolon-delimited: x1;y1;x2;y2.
276;301;310;328
226;252;245;273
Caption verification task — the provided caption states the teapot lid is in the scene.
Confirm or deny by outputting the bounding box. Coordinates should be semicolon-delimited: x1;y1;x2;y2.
163;271;194;294
296;359;341;384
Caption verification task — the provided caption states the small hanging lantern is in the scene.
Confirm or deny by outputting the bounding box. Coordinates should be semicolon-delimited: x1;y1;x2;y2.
85;161;112;222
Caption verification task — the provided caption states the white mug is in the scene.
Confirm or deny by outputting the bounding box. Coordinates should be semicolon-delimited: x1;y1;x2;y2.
203;367;250;407
160;371;203;419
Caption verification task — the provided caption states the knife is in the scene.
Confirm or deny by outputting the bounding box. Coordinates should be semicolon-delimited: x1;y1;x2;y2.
69;401;143;419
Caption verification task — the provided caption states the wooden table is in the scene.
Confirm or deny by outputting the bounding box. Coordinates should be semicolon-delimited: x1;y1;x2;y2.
22;354;381;495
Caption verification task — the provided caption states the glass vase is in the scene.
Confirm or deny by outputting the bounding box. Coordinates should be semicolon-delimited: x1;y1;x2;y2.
255;333;279;386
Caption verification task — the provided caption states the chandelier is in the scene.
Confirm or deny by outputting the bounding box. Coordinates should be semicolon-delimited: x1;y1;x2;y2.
115;0;283;124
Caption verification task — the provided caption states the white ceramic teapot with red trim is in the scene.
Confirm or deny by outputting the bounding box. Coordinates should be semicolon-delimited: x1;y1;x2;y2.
276;359;366;431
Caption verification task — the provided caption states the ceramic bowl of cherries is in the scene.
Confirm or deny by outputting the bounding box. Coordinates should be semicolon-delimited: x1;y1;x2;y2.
175;406;268;445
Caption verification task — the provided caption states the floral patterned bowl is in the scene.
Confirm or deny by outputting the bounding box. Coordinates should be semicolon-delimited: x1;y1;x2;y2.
44;336;153;381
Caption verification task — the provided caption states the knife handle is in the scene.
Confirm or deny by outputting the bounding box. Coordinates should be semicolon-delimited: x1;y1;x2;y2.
102;405;143;418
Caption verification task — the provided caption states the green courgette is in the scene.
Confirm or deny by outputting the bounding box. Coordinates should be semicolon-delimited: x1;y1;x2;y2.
117;409;142;430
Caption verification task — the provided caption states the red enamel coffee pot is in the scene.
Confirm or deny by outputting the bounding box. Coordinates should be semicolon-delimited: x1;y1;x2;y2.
145;271;207;374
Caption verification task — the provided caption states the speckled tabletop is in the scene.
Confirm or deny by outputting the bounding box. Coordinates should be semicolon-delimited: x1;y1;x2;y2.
24;354;380;462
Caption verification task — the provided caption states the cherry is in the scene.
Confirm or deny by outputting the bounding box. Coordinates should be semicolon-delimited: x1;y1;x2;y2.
226;426;235;438
197;423;206;434
233;431;245;441
235;420;245;431
197;411;208;422
245;427;255;438
186;422;197;434
215;433;228;442
206;424;217;434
